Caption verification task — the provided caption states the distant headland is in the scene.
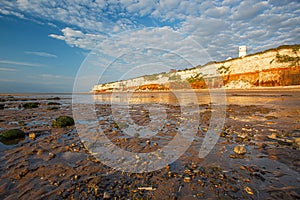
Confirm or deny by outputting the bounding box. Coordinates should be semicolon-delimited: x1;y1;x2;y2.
92;44;300;92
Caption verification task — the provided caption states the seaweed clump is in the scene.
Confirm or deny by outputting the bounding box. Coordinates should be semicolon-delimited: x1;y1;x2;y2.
1;129;26;139
52;116;75;128
23;102;39;109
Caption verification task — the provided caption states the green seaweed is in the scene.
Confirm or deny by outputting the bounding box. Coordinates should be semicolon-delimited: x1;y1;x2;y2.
52;116;75;128
22;102;39;109
47;106;59;110
48;102;61;105
47;97;60;100
1;129;25;139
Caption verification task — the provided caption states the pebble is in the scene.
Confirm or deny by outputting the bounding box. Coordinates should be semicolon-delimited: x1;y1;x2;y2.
267;133;277;139
190;163;197;169
294;138;300;146
29;132;36;140
103;192;110;199
237;132;248;139
184;176;191;183
233;145;247;155
48;152;56;159
36;149;44;155
244;186;254;195
138;187;156;191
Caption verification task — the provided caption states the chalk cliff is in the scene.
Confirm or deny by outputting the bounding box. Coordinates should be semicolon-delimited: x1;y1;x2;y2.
92;44;300;92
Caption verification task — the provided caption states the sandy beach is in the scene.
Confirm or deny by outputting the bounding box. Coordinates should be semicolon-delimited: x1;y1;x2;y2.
0;89;299;199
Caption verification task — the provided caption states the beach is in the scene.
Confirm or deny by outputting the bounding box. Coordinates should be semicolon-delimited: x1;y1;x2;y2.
0;88;299;199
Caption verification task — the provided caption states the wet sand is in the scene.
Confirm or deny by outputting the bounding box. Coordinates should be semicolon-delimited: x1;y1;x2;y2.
0;89;299;199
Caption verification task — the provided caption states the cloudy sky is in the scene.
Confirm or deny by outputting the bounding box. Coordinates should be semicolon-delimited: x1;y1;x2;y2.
0;0;299;93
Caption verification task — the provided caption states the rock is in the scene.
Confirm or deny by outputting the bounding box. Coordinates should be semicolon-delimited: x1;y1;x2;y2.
294;138;300;147
47;102;61;105
103;192;110;199
52;116;75;128
268;133;294;145
267;133;277;139
47;97;60;100
1;129;26;139
190;162;197;169
22;102;39;109
18;168;29;179
220;131;227;137
233;145;247;155
196;192;205;197
277;138;293;146
29;133;36;140
184;169;192;175
73;175;79;180
184;176;191;183
49;152;56;159
47;106;59;110
244;186;254;195
138;187;156;191
256;142;267;149
18;121;25;126
237;132;248;139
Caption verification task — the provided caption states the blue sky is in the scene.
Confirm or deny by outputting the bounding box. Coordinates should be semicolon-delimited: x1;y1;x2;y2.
0;0;299;93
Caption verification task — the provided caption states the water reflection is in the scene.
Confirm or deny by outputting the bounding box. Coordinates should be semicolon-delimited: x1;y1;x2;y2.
93;91;212;105
92;89;300;120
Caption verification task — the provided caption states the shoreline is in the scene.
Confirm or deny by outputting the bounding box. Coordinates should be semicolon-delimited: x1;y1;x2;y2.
92;85;300;94
1;85;300;96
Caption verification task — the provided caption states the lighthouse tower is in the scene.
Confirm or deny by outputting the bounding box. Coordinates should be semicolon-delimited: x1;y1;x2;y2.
239;46;247;57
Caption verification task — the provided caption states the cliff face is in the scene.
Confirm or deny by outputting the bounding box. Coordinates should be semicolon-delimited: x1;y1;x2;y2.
210;46;300;88
92;44;300;92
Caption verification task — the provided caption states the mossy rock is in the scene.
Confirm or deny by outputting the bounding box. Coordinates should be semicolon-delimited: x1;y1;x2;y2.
48;102;61;105
52;116;74;128
47;97;60;100
1;129;26;139
23;102;39;109
47;106;59;110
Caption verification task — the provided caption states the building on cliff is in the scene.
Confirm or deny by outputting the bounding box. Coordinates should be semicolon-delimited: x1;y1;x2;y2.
239;46;247;57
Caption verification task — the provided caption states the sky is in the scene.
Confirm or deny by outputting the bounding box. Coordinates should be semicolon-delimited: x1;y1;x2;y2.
0;0;299;93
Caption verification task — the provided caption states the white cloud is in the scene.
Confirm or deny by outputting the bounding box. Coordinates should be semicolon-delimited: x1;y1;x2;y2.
0;7;25;18
24;51;57;58
204;6;230;18
0;67;17;72
40;74;62;79
49;27;106;50
0;0;299;70
0;60;45;67
232;0;269;21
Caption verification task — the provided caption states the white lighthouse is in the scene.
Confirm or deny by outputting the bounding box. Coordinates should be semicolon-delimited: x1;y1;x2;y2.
239;46;247;57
